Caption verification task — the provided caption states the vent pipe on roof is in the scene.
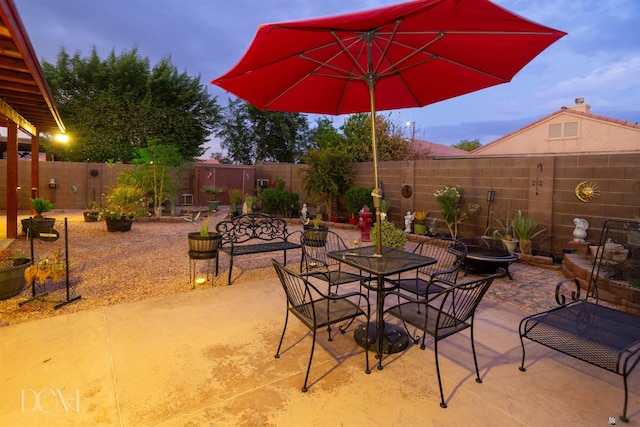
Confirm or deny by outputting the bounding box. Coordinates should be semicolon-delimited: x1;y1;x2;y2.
569;98;590;114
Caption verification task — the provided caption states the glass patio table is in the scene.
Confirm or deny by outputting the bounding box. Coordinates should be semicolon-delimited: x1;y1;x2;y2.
327;245;436;369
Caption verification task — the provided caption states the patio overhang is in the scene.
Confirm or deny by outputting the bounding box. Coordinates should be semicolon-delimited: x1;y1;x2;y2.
0;0;66;238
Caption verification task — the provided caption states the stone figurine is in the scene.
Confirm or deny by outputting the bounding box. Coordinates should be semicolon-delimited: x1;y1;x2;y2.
572;218;589;242
404;211;415;233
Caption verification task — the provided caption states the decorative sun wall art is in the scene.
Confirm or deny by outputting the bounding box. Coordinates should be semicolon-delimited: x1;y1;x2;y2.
575;181;600;203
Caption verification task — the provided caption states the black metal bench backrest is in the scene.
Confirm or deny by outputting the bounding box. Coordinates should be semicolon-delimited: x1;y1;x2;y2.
414;238;467;283
588;219;640;304
216;214;291;247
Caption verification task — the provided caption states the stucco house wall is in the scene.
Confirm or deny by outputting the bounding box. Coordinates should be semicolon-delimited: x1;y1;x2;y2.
473;101;640;155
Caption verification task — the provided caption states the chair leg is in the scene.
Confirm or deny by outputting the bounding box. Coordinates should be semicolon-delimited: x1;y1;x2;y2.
518;332;528;372
470;323;483;384
302;328;317;392
275;310;289;359
621;373;630;423
434;339;447;408
227;256;233;285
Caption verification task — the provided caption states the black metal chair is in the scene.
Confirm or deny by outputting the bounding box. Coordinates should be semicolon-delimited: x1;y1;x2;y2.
385;275;496;408
300;229;370;295
396;238;467;299
272;259;371;392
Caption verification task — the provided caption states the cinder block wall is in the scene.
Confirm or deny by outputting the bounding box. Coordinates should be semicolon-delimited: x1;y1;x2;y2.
2;152;639;258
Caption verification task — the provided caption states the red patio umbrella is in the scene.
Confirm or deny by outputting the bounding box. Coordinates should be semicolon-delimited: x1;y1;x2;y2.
212;0;566;254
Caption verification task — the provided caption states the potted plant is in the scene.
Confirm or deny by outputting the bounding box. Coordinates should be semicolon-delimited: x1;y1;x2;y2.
228;188;243;218
24;249;67;285
0;248;32;300
344;187;373;224
203;186;226;212
511;210;546;255
22;198;56;236
492;209;518;251
371;220;408;250
412;211;429;235
303;214;328;247
188;217;222;255
243;195;256;214
345;187;373;225
102;185;149;232
83;201;100;222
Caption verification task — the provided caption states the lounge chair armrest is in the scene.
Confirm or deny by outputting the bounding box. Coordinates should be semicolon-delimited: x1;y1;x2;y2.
555;278;580;306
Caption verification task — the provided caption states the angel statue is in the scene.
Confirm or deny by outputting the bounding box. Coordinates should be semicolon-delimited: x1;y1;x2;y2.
404;211;415;233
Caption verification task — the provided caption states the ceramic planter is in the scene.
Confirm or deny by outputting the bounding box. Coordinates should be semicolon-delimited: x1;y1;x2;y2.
413;223;427;235
502;239;518;252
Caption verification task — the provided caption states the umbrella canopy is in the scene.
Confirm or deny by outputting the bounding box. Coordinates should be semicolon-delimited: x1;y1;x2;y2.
212;0;566;254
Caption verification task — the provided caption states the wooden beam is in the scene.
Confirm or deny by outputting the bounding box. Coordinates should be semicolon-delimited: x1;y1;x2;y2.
6;122;18;238
31;132;39;199
0;96;35;135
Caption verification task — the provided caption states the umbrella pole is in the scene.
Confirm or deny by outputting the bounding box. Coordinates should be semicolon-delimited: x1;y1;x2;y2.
368;81;383;256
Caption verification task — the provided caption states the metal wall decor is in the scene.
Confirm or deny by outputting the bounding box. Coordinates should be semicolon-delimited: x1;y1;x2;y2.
401;184;412;198
575;181;600;202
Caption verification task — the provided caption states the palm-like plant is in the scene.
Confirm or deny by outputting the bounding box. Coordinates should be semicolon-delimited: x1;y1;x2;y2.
511;210;545;254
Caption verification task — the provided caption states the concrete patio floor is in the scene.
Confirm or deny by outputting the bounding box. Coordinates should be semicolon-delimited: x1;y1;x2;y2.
1;270;639;426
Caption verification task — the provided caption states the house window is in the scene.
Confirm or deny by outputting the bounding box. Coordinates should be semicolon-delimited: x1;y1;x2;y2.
548;123;562;138
548;121;579;138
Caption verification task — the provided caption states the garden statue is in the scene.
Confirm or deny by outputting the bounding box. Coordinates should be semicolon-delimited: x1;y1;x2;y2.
300;203;308;220
573;218;589;242
357;205;373;242
404;211;415;233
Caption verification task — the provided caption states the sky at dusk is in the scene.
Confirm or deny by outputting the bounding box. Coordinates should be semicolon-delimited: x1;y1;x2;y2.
14;0;640;157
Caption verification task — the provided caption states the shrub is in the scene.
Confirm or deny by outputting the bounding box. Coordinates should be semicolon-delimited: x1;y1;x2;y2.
371;220;407;250
260;188;300;217
345;187;373;215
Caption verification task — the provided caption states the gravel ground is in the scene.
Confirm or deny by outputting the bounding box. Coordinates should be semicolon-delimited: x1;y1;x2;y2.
0;210;564;326
0;210;364;326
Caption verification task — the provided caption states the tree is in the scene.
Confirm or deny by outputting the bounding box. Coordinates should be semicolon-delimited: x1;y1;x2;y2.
452;139;482;152
41;47;221;163
209;151;232;164
339;113;419;162
118;143;185;216
300;148;355;217
309;117;346;150
215;99;311;164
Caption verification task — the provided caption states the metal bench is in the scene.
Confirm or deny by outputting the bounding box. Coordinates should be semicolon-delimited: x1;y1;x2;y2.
216;214;301;285
519;219;640;422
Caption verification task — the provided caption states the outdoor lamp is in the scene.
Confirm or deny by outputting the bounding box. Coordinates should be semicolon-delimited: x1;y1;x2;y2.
406;121;416;140
54;134;69;143
486;188;495;230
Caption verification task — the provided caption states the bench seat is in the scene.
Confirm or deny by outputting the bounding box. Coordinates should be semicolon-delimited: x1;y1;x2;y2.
216;213;301;285
219;241;301;257
518;219;640;422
